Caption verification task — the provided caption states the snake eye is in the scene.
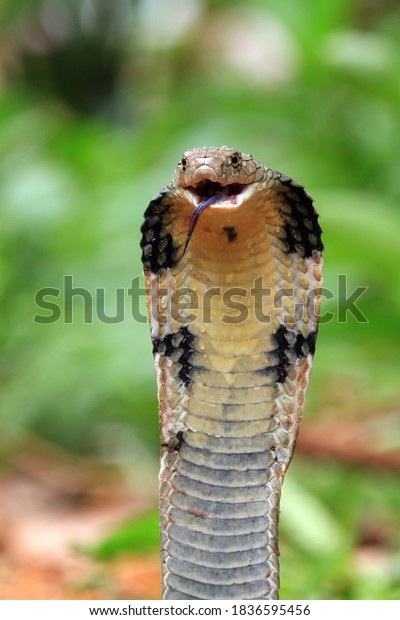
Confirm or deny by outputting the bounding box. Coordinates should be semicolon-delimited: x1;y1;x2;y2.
230;153;240;167
180;157;187;170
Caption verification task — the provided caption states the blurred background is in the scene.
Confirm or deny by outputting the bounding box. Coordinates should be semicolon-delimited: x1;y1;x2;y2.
0;0;399;600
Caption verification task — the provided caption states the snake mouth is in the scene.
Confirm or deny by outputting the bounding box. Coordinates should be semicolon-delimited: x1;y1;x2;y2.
187;180;246;205
182;181;247;255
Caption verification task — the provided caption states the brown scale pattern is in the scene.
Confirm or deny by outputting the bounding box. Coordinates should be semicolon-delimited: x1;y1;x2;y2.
141;147;323;600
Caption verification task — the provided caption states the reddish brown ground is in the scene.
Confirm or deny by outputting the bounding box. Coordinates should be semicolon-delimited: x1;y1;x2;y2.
0;434;161;599
0;407;398;600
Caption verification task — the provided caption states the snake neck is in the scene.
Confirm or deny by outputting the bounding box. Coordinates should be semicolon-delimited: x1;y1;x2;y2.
153;221;317;600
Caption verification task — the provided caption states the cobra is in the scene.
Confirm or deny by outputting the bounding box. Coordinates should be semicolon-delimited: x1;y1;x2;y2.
140;146;323;600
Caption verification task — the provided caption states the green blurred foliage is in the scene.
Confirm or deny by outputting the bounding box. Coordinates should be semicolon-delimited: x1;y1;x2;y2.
90;511;160;560
0;0;399;599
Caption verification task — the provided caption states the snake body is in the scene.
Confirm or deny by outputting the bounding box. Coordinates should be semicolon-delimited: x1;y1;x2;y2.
140;147;323;600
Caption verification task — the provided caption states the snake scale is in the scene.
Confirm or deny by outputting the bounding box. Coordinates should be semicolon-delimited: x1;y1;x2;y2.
140;147;323;600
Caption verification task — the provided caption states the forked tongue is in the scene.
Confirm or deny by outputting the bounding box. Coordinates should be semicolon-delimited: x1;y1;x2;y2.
182;192;223;256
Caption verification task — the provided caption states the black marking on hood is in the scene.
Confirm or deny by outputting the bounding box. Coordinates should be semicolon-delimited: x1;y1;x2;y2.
294;331;317;358
223;226;238;242
152;326;196;388
257;324;318;385
277;174;323;259
140;190;177;274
